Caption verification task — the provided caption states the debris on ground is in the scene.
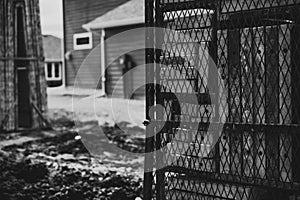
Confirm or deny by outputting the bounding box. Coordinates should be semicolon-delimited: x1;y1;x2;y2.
0;108;145;200
0;155;143;200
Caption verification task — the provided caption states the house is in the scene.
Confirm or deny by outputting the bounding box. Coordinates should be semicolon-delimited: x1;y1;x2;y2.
0;0;47;131
42;35;63;88
63;0;128;91
63;0;145;99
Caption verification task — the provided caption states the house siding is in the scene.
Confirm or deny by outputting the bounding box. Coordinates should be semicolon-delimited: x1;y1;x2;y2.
63;0;129;88
105;24;145;98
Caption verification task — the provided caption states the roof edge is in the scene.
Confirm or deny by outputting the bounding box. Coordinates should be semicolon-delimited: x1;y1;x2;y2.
82;17;145;31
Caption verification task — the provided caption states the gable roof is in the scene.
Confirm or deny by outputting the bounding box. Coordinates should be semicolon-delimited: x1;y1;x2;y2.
42;35;62;62
82;0;144;31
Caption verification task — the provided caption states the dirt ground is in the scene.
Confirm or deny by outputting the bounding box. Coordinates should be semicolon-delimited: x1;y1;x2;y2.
0;93;146;200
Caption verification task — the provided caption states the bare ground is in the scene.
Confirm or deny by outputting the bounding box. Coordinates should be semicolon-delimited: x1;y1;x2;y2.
0;94;146;200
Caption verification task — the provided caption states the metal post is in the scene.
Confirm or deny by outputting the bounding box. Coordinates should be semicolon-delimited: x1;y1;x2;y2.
144;0;155;200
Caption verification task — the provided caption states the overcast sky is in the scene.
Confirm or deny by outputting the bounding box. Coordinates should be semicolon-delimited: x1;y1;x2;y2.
39;0;63;38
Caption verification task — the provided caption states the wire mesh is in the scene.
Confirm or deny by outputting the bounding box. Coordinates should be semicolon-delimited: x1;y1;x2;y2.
144;0;300;199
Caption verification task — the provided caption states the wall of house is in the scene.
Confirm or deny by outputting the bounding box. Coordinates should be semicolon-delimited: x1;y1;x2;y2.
63;0;129;89
105;24;145;98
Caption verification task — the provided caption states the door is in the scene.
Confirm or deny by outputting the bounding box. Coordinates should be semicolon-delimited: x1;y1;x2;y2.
122;55;134;99
105;59;124;97
105;55;134;98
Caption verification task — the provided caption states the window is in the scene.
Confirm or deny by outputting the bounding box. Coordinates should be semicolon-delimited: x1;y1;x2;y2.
45;62;62;81
76;37;90;45
73;32;93;50
54;63;60;78
47;63;52;78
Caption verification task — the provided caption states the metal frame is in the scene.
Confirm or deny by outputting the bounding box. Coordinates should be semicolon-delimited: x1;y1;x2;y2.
145;0;300;199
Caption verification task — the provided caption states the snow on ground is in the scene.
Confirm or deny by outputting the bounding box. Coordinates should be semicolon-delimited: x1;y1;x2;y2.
48;92;145;128
48;91;147;178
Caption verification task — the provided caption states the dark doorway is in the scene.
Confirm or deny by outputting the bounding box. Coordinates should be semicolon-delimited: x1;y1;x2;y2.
105;55;134;99
15;5;32;128
122;55;134;99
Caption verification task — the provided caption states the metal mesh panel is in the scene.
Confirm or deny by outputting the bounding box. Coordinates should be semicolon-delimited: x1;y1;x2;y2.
145;0;300;199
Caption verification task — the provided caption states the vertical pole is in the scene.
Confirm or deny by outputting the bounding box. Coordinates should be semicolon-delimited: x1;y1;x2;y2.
291;8;300;182
228;28;241;175
144;0;155;200
100;29;107;95
265;26;280;180
154;1;165;199
228;29;241;123
208;2;219;123
208;2;220;173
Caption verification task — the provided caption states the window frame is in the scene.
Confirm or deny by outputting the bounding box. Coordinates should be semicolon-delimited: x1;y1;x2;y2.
73;32;93;50
45;62;62;81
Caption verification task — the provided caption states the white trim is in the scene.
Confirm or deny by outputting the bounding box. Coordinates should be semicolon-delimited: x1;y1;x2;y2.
82;17;144;31
100;29;106;95
61;36;66;87
73;32;93;50
44;59;62;62
61;1;66;88
44;63;48;80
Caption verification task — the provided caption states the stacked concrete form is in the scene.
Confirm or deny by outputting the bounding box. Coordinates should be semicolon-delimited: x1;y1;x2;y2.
0;0;47;131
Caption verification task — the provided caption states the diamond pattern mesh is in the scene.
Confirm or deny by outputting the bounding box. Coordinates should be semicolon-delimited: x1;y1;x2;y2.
145;0;300;199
